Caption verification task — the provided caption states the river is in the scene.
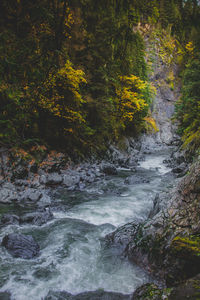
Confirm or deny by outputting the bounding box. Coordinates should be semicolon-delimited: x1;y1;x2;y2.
0;147;174;299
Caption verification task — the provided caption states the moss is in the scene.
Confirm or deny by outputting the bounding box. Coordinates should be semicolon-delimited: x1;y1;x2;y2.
172;235;200;257
133;283;172;300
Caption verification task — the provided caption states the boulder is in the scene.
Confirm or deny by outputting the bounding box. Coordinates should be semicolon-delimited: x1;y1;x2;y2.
172;162;187;174
105;222;138;253
100;163;118;175
0;183;18;204
63;174;80;187
20;209;53;226
46;173;63;185
0;214;19;226
20;189;42;202
2;233;40;259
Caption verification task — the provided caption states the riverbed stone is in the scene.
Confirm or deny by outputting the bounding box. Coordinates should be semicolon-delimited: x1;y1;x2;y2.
100;163;118;175
2;233;40;259
20;188;43;202
63;174;80;187
20;209;53;226
0;214;19;226
0;183;18;204
46;173;63;185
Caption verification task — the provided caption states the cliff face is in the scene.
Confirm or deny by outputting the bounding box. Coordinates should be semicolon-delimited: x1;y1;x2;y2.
142;26;180;145
127;158;200;284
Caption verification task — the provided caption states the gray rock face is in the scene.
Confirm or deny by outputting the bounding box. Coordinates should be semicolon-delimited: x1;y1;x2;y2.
2;233;40;259
145;39;179;145
129;160;200;285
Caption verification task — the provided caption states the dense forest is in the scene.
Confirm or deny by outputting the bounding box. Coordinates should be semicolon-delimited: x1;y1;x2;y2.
0;0;199;158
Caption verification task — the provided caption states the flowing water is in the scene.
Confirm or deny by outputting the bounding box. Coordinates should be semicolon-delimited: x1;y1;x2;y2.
0;148;174;299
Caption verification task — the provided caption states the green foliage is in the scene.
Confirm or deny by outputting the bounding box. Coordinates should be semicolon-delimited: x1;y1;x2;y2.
176;53;200;151
3;0;200;156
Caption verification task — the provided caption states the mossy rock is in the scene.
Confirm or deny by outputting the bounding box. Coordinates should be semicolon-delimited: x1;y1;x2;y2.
171;235;200;258
132;283;172;300
169;273;200;300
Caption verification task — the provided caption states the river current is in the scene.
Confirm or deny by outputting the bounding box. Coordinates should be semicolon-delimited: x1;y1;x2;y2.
0;148;174;299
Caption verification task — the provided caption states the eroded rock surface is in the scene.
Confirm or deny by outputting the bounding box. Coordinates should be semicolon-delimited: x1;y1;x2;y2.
2;233;40;259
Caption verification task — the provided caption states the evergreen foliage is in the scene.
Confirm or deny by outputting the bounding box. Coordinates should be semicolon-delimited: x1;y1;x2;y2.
0;0;199;156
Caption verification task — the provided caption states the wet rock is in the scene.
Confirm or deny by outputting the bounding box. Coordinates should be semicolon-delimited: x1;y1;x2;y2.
2;233;40;259
100;163;118;175
63;174;80;187
169;273;200;300
40;174;47;185
172;162;187;174
14;179;30;187
124;175;149;185
171;151;185;165
45;290;132;300
0;183;18;204
105;222;138;253
46;173;63;185
20;189;42;202
0;214;19;226
20;209;53;226
38;193;52;206
124;160;200;286
12;164;28;180
29;162;38;173
148;194;160;218
132;283;171;300
127;154;139;167
0;292;12;300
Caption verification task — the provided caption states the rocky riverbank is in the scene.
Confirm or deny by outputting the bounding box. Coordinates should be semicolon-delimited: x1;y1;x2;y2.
107;151;200;299
0;138;143;209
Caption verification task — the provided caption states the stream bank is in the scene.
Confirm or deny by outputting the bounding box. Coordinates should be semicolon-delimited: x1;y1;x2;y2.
0;140;179;300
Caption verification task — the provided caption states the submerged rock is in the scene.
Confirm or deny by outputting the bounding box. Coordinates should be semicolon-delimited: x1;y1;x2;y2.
45;290;132;300
2;233;40;259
